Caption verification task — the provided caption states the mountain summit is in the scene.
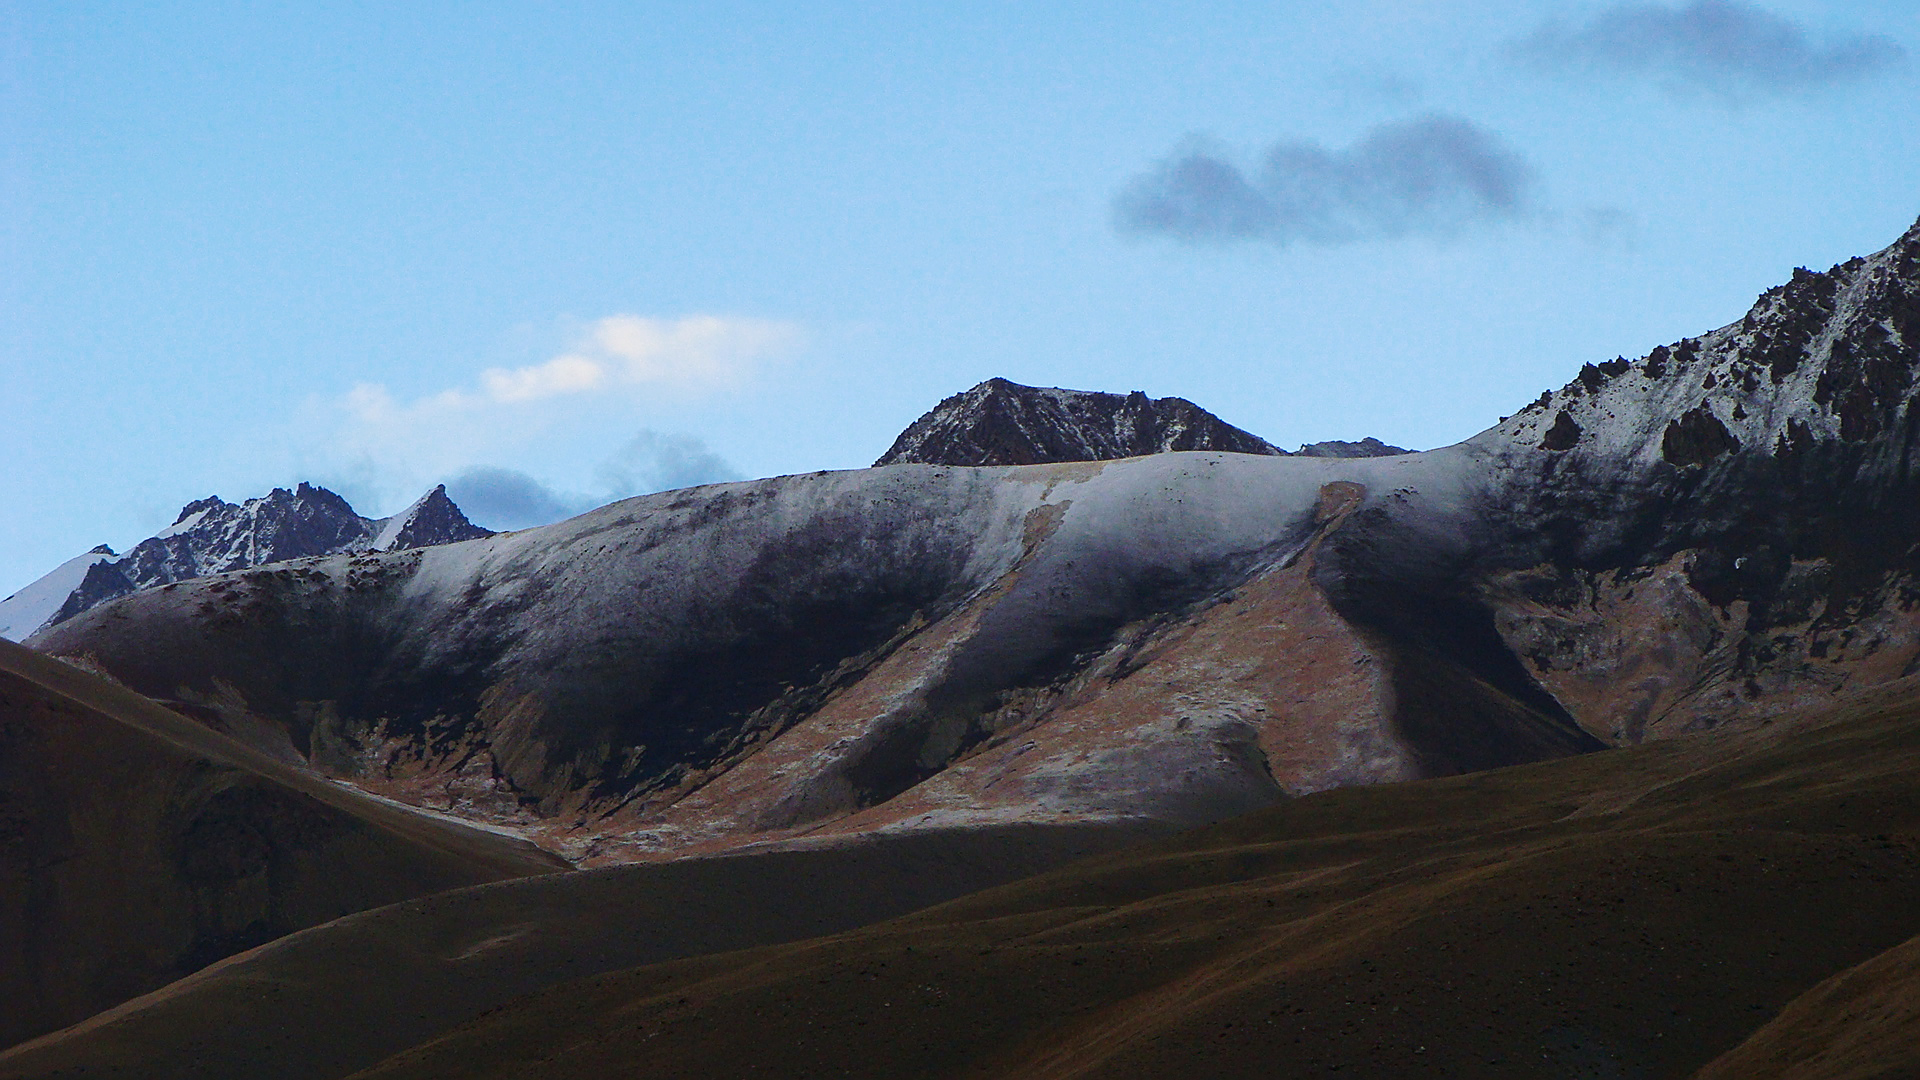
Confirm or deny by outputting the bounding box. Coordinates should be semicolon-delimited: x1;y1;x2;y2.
874;378;1286;466
0;482;491;641
875;378;1408;466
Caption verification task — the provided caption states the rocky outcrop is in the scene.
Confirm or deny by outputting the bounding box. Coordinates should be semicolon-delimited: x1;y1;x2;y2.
1464;214;1920;745
1297;437;1409;458
874;378;1284;465
371;485;487;552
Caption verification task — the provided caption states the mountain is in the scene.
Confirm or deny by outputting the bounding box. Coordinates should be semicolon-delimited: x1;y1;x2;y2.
1460;214;1920;743
874;377;1286;465
9;216;1920;1077
26;218;1920;871
0;483;490;641
0;547;117;642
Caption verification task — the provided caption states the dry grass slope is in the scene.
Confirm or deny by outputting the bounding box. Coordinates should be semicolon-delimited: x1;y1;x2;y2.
0;640;563;1050
348;681;1920;1079
0;823;1158;1080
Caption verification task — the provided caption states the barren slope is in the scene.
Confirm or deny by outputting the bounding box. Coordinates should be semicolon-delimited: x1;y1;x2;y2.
1695;929;1920;1079
344;680;1920;1080
0;820;1157;1080
0;640;562;1049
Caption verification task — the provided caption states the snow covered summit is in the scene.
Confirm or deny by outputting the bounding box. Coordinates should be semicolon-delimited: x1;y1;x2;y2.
0;482;490;641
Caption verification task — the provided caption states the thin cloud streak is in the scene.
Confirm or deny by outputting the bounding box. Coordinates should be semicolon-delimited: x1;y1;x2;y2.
1116;114;1532;246
1512;1;1905;95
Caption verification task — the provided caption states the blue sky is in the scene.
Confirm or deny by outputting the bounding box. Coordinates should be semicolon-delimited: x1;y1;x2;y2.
4;1;1918;596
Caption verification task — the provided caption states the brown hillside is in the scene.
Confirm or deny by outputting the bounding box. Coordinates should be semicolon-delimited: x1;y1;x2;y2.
1695;929;1920;1079
0;640;563;1049
0;822;1156;1080
348;681;1920;1080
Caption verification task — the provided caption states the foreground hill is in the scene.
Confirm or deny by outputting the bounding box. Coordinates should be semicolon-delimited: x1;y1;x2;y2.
339;677;1920;1079
0;822;1154;1080
0;640;562;1048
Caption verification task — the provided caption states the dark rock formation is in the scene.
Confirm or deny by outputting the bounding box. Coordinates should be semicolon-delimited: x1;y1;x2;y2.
1296;437;1409;458
874;378;1284;466
373;485;491;552
49;561;136;625
118;483;376;589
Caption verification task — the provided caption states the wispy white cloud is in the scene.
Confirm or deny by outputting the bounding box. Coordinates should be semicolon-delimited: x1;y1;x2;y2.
347;314;800;424
481;353;606;403
311;314;798;508
463;314;797;406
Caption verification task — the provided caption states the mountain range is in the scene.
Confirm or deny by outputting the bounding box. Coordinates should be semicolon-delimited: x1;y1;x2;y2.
0;483;490;642
4;215;1920;1077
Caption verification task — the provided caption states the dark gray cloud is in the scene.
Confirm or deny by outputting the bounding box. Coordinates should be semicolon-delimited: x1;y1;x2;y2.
1115;114;1532;246
1512;1;1905;94
596;431;741;497
443;467;597;531
445;431;740;532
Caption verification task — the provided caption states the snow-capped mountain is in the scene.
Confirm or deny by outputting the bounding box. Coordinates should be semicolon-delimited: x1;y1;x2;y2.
27;215;1920;869
0;546;119;641
0;483;490;641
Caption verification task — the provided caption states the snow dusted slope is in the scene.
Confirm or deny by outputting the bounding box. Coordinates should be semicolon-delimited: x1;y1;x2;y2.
1462;215;1920;741
0;546;116;641
32;443;1596;862
29;214;1920;865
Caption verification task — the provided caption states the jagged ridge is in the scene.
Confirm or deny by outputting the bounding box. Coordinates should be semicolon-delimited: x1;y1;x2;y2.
1;483;490;640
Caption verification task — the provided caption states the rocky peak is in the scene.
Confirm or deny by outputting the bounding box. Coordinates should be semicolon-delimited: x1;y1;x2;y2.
875;377;1284;466
371;484;492;552
173;496;230;524
17;482;495;638
1485;214;1920;474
